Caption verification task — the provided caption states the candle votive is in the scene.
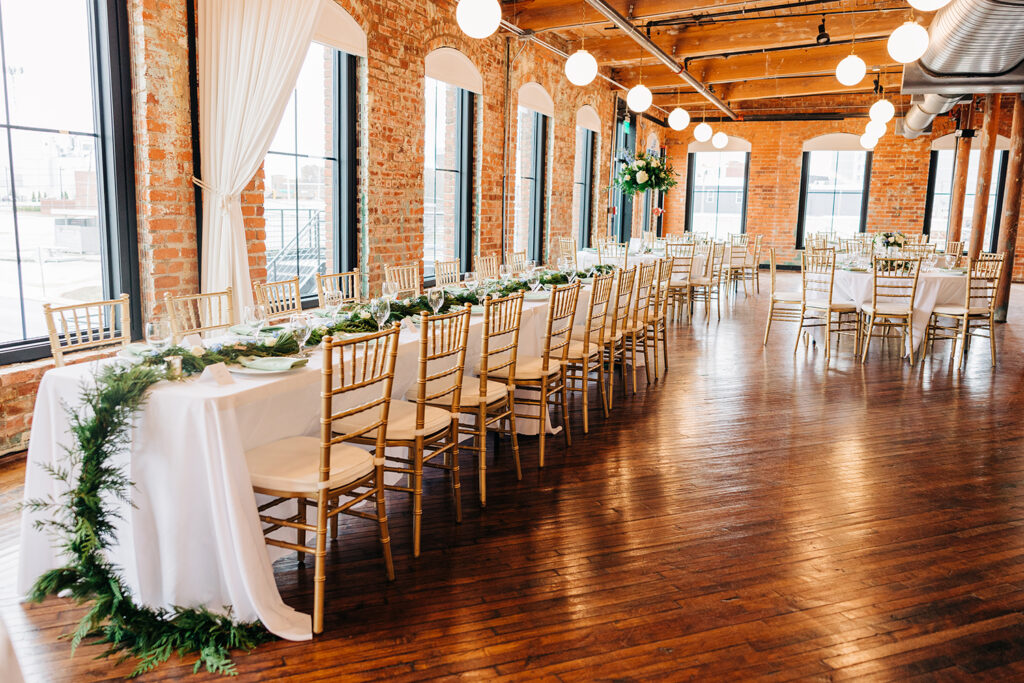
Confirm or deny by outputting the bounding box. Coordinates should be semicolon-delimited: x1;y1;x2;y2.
165;355;183;380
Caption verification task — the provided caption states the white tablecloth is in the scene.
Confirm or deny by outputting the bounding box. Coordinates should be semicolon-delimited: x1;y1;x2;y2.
832;269;967;353
18;297;561;642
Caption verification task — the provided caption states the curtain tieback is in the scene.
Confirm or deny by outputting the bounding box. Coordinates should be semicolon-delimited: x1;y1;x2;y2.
192;176;237;211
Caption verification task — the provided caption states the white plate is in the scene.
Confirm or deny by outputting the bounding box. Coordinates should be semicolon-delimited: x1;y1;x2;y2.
337;330;377;340
227;364;305;376
117;348;152;363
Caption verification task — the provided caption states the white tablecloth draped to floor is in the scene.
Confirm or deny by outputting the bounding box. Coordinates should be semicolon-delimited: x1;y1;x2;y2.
18;296;565;642
831;269;968;353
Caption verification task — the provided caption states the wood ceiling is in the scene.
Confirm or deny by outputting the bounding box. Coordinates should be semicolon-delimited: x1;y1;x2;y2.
503;0;925;116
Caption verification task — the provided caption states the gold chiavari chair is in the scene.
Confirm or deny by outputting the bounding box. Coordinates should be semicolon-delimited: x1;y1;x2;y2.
565;272;613;433
691;243;725;323
43;294;131;367
602;241;629;269
904;243;937;257
244;325;399;634
645;259;672;379
555;237;577;267
477;255;499;280
664;233;692;245
164;288;234;343
335;306;470;557
944;240;964;267
383;263;422;298
906;232;928;245
666;243;696;322
434;259;461;287
860;256;923;364
255;277;302;321
793;250;859;361
603;266;635;407
494;283;579;468
455;292;524;507
762;248;803;346
805;234;828;251
724;239;750;296
927;254;1004;366
316;271;360;306
507;251;528;275
622;261;657;393
743;234;764;293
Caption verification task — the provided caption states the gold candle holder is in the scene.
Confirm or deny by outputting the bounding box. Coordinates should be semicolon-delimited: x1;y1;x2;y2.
165;355;183;380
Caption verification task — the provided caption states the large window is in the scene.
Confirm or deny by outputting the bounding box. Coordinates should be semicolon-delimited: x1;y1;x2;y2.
610;105;636;242
0;0;138;363
514;107;548;263
572;126;595;247
423;77;472;280
797;150;871;246
924;147;1008;252
686;151;749;239
263;44;357;301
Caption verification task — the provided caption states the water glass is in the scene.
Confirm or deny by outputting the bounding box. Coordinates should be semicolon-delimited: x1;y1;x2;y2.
144;319;172;354
526;260;537;275
382;281;399;301
369;297;391;331
427;287;444;314
243;304;268;340
463;271;477;291
499;264;511;282
528;274;541;291
324;290;343;320
289;314;312;352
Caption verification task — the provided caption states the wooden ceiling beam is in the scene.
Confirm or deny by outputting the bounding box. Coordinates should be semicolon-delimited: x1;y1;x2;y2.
585;11;907;66
651;72;903;106
612;40;896;89
507;0;763;33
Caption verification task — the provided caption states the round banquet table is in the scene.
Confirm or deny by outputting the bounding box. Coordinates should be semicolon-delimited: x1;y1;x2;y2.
831;268;968;354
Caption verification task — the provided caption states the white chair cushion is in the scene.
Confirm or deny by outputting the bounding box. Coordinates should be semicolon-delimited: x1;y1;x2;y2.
572;327;619;343
335;399;451;441
862;302;911;316
566;340;600;360
805;298;857;312
669;278;691;287
246;436;373;493
772;290;802;303
455;378;508;406
690;276;713;286
491;355;561;380
933;304;990;316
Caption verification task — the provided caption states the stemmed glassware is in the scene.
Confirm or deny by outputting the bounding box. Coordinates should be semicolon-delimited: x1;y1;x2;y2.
427;287;444;315
369;297;391;331
242;304;268;341
499;264;511;283
144;318;172;355
528;273;541;292
382;281;399;301
289;313;312;354
463;271;477;291
942;254;954;269
324;290;343;321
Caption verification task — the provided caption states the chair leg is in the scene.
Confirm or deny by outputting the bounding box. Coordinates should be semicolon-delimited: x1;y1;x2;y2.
618;342;628;398
449;427;462;523
373;473;395;580
476;405;487;507
538;383;548;468
650;327;660;380
297;498;307;566
560;370;572;448
906;319;915;366
597;355;609;417
989;313;997;367
764;301;775;346
507;398;522;480
642;332;652;385
955;315;968;366
861;316;875;362
312;490;328;635
824;312;832;361
661;323;669;372
629;334;638;395
581;363;590;434
330;496;339;540
412;444;423;558
605;345;615;411
793;308;805;354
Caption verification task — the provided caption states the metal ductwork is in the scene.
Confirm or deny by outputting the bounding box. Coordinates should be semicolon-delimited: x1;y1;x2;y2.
901;0;1024;138
581;0;739;120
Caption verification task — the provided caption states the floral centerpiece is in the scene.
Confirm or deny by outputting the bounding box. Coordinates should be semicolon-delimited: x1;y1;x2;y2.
614;150;678;195
873;231;907;250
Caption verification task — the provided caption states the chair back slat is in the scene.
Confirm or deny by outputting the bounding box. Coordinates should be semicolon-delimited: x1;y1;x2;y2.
507;251;528;275
479;292;524;395
435;259;461;287
43;294;131;366
580;272;614;348
631;262;657;328
165;288;234;342
608;266;636;340
870;256;922;312
412;306;471;420
541;282;581;372
801;251;837;304
316;271;360;306
254;277;302;320
477;255;499;280
384;263;422;298
967;254;1003;311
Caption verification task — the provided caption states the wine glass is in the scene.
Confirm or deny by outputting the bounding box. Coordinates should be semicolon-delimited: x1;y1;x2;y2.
499;264;511;282
463;271;477;291
382;281;399;301
427;287;444;315
369;297;391;331
324;290;343;321
289;314;312;354
526;260;537;275
144;318;172;355
942;253;954;269
528;273;541;292
243;304;268;341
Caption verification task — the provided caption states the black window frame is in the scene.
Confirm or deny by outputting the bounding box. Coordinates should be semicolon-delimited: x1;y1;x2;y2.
422;78;474;284
574;126;596;247
795;149;872;250
922;147;1009;253
520;109;548;264
0;0;140;365
611;102;637;243
684;150;750;237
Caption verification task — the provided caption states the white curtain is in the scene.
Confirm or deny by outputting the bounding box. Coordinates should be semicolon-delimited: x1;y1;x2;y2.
196;0;323;309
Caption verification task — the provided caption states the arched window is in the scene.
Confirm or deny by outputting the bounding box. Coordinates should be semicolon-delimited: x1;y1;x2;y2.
573;105;600;246
796;133;871;248
924;132;1012;252
262;3;366;299
515;83;552;262
423;48;481;280
685;137;752;240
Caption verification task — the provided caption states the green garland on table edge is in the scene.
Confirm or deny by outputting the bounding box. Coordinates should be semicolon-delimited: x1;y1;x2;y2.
20;335;309;676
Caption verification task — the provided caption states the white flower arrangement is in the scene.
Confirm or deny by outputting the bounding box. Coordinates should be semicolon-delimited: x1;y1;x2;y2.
614;150;678;195
873;231;908;250
189;345;206;357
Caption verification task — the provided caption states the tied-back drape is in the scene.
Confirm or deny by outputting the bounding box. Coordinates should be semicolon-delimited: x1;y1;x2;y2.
196;0;323;310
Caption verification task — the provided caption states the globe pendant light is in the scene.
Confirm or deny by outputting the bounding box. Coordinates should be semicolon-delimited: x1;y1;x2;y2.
869;98;896;123
693;121;713;142
711;131;728;149
627;84;652;113
860;133;879;149
565;49;598;86
668;107;690;131
888;21;929;63
908;0;951;10
456;0;501;40
865;119;887;138
836;54;867;86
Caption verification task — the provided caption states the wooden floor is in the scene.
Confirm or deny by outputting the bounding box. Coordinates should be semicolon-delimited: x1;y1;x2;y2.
5;273;1024;681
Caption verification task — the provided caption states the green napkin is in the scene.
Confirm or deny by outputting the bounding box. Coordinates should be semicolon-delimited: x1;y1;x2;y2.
229;324;284;336
238;356;308;371
124;342;152;356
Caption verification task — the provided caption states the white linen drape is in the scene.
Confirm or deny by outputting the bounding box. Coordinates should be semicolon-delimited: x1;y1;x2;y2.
196;0;323;310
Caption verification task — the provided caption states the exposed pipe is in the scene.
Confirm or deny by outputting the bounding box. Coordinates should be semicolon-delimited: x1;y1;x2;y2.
580;0;740;120
903;94;963;139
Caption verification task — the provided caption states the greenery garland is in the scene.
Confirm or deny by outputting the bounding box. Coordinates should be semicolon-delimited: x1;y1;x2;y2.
614;150;678;195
